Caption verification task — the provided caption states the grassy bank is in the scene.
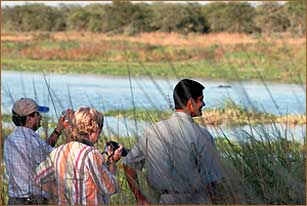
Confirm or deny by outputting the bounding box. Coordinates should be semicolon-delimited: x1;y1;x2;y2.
103;101;306;126
1;127;305;204
1;32;306;83
1;99;305;205
1;32;306;204
2;102;306;127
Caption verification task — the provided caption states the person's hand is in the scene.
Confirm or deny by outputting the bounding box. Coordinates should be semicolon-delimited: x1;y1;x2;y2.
62;108;74;127
113;144;123;161
55;116;65;133
107;144;123;162
55;108;74;132
61;109;75;142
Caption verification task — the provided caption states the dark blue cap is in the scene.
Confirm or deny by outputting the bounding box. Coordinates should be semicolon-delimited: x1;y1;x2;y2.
37;106;50;113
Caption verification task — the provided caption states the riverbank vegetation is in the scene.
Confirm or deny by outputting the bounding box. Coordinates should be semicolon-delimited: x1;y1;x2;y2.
1;90;305;205
108;134;306;205
103;100;306;126
2;32;306;83
2;1;305;36
1;124;305;204
1;1;306;83
1;1;305;204
2;100;305;127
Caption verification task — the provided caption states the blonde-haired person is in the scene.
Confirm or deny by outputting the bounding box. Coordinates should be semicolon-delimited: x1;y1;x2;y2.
34;107;122;205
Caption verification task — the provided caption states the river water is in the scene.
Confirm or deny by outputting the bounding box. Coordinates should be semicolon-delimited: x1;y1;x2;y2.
2;71;306;115
2;71;306;142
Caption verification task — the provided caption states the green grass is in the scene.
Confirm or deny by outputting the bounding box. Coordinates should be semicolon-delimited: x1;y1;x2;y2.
1;94;305;204
104;108;172;122
102;101;306;126
2;57;305;83
1;126;305;204
214;136;305;204
1;36;306;83
1;114;11;122
1;33;306;204
2;100;305;126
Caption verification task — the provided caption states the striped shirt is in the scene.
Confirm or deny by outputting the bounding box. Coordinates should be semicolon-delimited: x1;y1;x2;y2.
4;126;53;198
35;141;118;205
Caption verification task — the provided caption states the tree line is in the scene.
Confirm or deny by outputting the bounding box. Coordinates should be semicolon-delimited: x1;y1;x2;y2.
1;1;306;36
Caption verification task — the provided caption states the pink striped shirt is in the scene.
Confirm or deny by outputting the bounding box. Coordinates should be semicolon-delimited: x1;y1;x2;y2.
35;141;118;205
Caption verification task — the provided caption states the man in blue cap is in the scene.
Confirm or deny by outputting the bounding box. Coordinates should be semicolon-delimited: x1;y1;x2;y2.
4;97;65;205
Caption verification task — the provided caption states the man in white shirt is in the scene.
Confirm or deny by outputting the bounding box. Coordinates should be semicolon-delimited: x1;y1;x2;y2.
123;79;223;204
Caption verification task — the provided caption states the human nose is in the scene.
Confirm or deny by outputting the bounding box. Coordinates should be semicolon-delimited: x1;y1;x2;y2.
202;100;206;107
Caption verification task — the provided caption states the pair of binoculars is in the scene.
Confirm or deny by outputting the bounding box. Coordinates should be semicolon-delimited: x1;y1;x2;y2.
105;141;129;157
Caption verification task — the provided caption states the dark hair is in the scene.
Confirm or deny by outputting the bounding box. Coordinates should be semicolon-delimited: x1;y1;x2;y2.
173;79;205;109
12;110;36;126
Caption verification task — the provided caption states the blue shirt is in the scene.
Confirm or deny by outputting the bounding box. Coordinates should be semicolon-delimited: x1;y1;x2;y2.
4;126;53;198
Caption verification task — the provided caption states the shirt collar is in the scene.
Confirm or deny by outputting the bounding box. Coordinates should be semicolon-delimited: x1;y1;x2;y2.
16;126;37;134
173;111;194;122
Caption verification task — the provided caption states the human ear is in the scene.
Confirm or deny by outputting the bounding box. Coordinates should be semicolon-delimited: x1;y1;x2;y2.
186;98;195;113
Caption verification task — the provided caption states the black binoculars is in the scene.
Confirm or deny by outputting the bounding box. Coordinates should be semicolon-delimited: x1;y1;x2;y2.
105;141;129;157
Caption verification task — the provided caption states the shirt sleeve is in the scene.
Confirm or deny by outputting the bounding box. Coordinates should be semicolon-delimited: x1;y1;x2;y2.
87;150;119;196
32;136;53;166
198;129;223;183
34;156;55;184
122;135;146;170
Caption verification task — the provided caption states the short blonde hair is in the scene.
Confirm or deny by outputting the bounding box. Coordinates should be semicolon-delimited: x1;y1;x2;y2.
71;107;103;140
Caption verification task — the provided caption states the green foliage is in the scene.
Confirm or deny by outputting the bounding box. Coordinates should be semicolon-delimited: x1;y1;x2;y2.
85;4;106;32
3;1;304;35
226;2;256;33
1;101;305;204
202;2;256;33
2;4;66;32
284;0;306;36
254;2;290;34
151;3;209;34
215;134;306;204
67;7;90;31
1;114;12;123
104;109;172;122
98;2;154;35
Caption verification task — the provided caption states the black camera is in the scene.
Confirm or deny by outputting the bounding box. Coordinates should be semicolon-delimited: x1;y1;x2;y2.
105;141;129;157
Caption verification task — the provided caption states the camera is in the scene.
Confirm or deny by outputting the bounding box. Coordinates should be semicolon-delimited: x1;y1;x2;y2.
105;141;129;157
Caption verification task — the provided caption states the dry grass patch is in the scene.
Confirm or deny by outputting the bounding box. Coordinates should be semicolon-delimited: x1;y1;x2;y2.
107;32;258;47
1;32;33;42
195;110;306;127
3;32;305;47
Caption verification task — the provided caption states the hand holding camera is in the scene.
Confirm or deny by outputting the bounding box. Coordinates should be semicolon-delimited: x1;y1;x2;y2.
61;109;75;127
104;141;129;163
60;109;75;143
